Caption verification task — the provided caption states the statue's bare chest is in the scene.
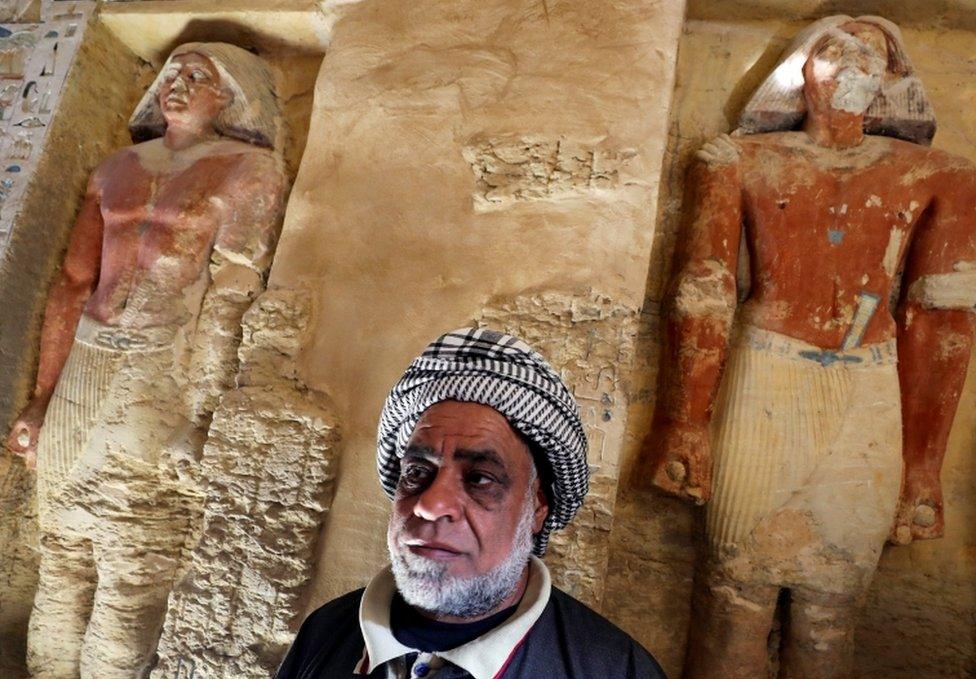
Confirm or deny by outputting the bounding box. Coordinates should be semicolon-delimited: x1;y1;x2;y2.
97;154;242;272
739;147;929;275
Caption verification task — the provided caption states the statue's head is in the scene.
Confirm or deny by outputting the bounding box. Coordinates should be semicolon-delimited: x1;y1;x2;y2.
129;42;279;148
801;22;888;117
736;15;935;145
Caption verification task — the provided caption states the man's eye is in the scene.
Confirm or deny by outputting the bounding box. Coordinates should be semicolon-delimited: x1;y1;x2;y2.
190;71;208;82
466;472;496;487
399;465;432;488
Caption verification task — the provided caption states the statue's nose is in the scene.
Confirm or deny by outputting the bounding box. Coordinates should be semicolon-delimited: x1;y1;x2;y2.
170;75;188;93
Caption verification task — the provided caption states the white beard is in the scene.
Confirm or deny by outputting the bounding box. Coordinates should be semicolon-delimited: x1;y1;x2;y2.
387;492;536;619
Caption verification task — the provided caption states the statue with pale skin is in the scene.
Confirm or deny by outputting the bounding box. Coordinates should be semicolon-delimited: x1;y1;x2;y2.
3;43;284;677
645;16;976;677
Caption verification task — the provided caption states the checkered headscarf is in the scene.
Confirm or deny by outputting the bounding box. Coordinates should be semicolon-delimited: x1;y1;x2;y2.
377;328;589;555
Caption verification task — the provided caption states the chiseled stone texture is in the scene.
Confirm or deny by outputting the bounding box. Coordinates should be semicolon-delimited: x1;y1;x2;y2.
463;136;639;210
152;288;341;679
478;291;637;607
268;0;685;621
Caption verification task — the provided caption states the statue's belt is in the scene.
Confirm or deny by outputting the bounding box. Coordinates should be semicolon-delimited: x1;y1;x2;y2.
740;325;898;367
75;315;176;352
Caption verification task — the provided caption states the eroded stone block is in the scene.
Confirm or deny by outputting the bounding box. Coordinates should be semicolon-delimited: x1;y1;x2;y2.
478;290;637;607
463;135;637;209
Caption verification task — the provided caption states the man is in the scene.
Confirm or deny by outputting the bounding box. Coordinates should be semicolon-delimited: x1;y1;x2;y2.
4;43;283;676
278;328;664;678
645;15;976;678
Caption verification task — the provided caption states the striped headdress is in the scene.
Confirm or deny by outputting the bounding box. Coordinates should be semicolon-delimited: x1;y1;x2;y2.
377;328;589;555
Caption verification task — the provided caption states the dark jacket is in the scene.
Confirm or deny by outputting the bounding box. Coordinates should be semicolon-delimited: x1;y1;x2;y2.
276;586;666;678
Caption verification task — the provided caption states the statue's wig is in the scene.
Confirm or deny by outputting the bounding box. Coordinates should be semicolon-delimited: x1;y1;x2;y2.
736;15;935;145
129;42;279;148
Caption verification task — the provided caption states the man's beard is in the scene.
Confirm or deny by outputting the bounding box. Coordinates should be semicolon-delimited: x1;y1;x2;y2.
387;491;535;619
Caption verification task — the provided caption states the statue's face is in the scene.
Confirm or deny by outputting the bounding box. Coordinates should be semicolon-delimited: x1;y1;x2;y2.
157;52;230;130
805;24;887;115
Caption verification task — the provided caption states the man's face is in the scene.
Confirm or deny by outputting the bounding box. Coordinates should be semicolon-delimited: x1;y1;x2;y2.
157;52;229;130
804;24;887;115
387;401;548;617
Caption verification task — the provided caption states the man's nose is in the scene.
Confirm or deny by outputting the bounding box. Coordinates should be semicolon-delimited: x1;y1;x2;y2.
171;75;188;93
412;471;463;523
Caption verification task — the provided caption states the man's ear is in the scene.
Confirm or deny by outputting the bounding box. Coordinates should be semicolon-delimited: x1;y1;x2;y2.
532;477;549;534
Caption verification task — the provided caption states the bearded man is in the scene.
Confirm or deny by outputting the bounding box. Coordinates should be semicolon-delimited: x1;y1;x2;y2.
4;43;284;677
277;328;664;678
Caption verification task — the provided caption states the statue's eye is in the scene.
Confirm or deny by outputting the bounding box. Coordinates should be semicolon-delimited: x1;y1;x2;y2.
190;70;208;83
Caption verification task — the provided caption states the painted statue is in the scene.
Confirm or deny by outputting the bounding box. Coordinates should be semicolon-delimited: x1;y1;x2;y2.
646;16;976;678
4;43;285;677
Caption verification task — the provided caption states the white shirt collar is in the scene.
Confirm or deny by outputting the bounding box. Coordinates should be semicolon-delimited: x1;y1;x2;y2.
357;555;552;679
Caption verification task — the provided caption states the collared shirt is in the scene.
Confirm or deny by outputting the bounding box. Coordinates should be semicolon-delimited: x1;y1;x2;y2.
276;557;666;679
356;556;552;678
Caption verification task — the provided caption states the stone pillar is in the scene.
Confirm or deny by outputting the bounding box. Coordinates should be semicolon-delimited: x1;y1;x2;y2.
263;0;685;616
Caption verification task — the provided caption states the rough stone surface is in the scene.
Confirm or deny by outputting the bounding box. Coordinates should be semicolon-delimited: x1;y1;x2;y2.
152;288;341;679
463;136;638;210
477;290;637;608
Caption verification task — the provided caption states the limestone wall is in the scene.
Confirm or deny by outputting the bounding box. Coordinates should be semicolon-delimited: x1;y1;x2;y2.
1;1;976;677
265;0;686;617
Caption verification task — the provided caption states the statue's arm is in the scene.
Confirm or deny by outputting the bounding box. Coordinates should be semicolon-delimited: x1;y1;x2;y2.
5;172;104;467
186;150;285;428
643;136;743;504
891;167;976;544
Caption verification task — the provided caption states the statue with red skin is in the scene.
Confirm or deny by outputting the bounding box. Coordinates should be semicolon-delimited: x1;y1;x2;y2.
4;43;284;677
645;16;976;678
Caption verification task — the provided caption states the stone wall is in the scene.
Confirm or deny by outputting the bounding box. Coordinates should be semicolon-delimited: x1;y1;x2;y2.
265;0;686;618
1;1;976;677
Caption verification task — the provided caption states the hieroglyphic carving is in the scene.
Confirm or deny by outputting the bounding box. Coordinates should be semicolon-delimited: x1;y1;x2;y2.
645;16;976;678
479;290;637;607
152;288;340;679
462;135;638;209
0;1;95;251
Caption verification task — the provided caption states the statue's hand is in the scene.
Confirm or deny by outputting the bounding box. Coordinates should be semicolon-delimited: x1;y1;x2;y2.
889;470;944;545
158;422;209;496
5;398;47;470
648;419;712;505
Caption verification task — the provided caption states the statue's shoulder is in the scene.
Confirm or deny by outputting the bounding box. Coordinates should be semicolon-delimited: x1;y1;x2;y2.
881;137;976;184
209;138;276;161
88;140;153;187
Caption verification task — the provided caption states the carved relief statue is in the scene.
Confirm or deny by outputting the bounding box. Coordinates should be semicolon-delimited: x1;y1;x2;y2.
645;16;976;677
4;43;285;677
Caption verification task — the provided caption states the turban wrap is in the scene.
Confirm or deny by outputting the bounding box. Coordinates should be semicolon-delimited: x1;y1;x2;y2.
377;327;589;555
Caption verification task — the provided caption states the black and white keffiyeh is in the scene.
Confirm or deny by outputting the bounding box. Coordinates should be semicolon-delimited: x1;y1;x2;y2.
377;327;589;555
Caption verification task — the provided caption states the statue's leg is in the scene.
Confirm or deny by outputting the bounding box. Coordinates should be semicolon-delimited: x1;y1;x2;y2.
776;355;902;678
684;567;779;679
79;523;187;677
27;532;96;678
75;453;193;678
780;588;858;679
